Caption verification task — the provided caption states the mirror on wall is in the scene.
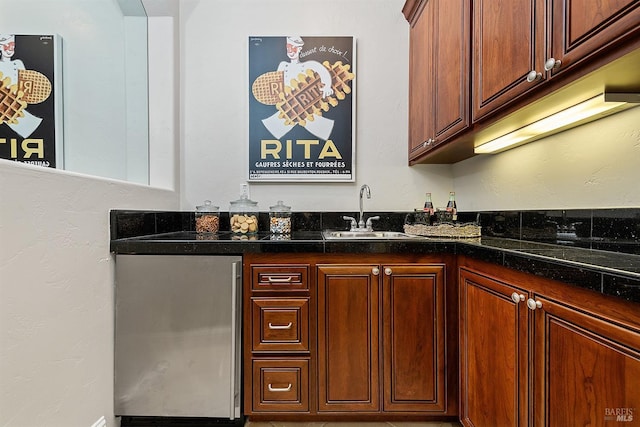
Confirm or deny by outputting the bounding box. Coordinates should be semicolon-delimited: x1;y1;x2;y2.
1;0;149;184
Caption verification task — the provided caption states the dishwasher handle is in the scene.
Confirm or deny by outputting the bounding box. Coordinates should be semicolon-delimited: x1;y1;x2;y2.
230;260;242;420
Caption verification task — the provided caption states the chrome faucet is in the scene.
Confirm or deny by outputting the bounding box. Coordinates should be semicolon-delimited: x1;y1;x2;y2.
358;184;371;229
343;184;379;231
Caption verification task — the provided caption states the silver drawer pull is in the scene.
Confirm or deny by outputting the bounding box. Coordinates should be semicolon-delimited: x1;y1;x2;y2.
268;322;293;330
268;383;292;392
266;276;294;283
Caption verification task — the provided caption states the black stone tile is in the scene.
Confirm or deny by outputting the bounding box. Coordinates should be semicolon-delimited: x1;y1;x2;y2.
111;210;156;239
522;209;593;243
456;211;481;224
457;241;505;265
155;212;192;234
367;212;407;231
256;212;270;233
478;211;521;239
502;253;602;293
520;210;558;242
218;212;231;232
591;241;640;255
287;212;321;231
602;274;640;304
321;212;359;230
592;208;640;241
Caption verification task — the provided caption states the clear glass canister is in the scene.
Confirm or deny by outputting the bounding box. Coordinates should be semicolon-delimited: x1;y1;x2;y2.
195;200;220;233
269;200;292;234
229;192;259;234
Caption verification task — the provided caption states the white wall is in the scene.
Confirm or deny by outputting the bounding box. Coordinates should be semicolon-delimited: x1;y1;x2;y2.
453;107;640;211
0;161;178;427
179;0;453;213
178;0;640;213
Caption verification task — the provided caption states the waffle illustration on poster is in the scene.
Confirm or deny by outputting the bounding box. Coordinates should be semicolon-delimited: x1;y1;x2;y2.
249;36;355;182
0;34;62;168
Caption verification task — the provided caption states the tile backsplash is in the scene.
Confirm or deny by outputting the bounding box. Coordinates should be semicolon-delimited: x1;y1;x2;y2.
111;208;640;255
476;209;640;255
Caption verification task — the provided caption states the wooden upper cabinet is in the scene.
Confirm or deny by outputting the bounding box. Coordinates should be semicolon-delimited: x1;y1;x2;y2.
472;0;546;122
408;0;434;159
549;0;640;77
409;0;470;161
405;0;640;163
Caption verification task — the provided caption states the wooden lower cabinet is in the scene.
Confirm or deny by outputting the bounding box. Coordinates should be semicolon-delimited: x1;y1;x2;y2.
244;253;457;420
382;264;446;412
459;256;640;427
252;359;310;413
534;297;640;427
459;266;529;427
317;264;380;412
244;256;314;415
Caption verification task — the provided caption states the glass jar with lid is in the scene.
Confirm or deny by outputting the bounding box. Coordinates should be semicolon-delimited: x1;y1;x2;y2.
269;200;292;234
195;200;220;233
229;188;259;234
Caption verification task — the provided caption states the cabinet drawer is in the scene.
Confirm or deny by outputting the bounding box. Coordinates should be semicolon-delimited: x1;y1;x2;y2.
252;298;309;352
251;265;309;292
252;359;309;412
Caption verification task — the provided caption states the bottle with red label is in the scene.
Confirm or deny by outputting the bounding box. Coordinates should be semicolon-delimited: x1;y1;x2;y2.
423;192;434;215
446;192;458;221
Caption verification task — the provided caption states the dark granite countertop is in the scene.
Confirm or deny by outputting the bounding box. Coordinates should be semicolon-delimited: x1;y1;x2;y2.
110;231;640;303
110;210;640;304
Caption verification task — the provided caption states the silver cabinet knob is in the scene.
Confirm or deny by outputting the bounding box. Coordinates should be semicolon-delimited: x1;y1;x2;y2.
527;298;542;310
384;267;392;276
511;292;525;303
544;58;561;71
423;138;434;147
372;267;380;276
526;70;542;82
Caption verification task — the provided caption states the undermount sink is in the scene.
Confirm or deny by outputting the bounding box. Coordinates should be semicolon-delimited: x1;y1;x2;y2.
322;230;417;240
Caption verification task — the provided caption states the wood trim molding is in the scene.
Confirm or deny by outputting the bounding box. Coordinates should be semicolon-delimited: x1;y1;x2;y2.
402;0;427;25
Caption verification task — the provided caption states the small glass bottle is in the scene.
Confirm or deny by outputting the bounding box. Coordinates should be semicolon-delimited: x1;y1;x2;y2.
423;193;434;215
446;192;458;221
195;200;220;233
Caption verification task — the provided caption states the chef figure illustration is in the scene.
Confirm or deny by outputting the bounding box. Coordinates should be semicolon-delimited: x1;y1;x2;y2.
0;34;25;82
0;34;43;138
262;36;335;140
278;36;333;98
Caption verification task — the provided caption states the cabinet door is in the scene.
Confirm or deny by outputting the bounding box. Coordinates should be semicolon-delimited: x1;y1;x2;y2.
408;0;435;158
459;267;530;427
317;264;380;412
549;0;640;77
382;264;446;412
533;297;640;427
433;0;470;145
409;0;470;161
472;0;546;121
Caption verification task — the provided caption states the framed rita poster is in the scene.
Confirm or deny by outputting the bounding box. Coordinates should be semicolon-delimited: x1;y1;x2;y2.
0;34;63;168
248;36;356;182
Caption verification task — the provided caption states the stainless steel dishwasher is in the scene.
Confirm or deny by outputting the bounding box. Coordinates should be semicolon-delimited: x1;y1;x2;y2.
114;255;242;420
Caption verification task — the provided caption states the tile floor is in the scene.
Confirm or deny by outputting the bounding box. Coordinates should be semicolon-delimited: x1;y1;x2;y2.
246;422;461;427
